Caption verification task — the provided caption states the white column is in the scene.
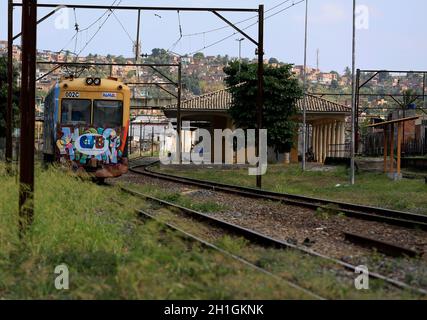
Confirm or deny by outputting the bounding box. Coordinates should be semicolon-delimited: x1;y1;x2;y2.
339;122;346;157
322;124;328;163
318;125;323;163
335;122;340;157
312;125;317;161
328;123;333;157
316;124;320;162
331;121;337;157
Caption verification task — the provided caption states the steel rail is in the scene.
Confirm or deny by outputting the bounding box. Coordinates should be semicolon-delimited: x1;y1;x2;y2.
121;186;427;296
343;232;422;258
134;207;325;300
129;160;427;231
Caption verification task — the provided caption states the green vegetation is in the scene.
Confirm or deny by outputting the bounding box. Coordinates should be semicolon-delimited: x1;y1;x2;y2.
154;164;427;215
0;57;20;137
224;61;303;153
0;163;315;299
0;163;424;299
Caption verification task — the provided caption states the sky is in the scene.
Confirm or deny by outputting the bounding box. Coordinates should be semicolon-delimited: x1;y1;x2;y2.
1;0;426;73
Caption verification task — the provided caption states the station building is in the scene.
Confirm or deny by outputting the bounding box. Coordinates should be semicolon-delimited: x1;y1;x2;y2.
163;87;351;164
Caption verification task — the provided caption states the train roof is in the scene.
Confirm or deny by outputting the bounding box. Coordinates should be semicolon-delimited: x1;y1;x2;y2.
58;77;130;92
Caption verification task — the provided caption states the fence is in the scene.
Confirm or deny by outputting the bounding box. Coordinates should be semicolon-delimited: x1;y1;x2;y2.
327;143;351;158
363;133;427;157
128;123;166;157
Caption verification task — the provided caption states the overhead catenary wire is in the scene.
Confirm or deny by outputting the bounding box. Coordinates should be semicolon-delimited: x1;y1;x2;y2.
75;0;122;58
181;0;294;38
56;0;120;56
183;0;305;56
111;10;135;45
167;10;184;53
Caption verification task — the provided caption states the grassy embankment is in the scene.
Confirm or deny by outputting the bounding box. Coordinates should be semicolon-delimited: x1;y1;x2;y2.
0;164;311;299
0;163;423;299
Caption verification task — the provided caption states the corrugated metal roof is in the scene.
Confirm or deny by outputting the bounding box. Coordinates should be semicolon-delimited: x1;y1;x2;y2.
164;87;350;113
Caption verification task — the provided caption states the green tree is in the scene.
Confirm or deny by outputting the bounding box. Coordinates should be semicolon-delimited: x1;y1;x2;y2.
193;52;205;60
330;70;340;80
330;79;339;90
183;74;201;96
0;57;20;137
126;70;136;79
224;61;303;153
268;57;279;64
115;55;127;64
401;89;419;112
344;66;352;78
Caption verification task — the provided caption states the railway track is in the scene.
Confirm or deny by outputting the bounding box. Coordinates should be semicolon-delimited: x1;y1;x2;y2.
120;185;427;296
134;206;325;300
129;158;427;231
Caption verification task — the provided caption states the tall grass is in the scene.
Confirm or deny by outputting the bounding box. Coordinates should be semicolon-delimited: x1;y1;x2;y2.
0;163;309;299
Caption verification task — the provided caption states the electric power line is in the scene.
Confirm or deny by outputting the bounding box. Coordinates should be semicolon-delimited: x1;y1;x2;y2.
111;10;135;45
181;0;294;38
56;0;120;56
184;0;305;56
75;0;123;58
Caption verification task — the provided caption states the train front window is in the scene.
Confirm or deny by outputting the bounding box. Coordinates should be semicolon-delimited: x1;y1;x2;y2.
61;99;91;124
93;100;123;128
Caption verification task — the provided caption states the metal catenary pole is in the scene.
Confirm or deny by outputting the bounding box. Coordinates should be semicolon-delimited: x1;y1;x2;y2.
355;68;361;153
350;0;357;185
256;4;264;188
236;38;244;74
151;126;154;156
6;0;14;172
302;0;309;171
19;0;37;234
177;61;182;164
135;10;141;61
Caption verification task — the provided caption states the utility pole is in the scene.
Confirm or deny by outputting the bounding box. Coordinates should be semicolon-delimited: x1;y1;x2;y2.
135;10;141;62
256;5;264;188
19;0;37;235
133;9;141;101
236;38;244;74
6;0;13;172
302;0;309;171
177;62;182;164
316;48;319;71
350;0;357;185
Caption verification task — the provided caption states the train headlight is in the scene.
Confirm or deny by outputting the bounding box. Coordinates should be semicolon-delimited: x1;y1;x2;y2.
86;77;94;85
93;78;101;86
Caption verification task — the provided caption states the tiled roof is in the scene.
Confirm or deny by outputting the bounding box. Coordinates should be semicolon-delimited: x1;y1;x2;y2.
164;87;350;113
296;94;351;113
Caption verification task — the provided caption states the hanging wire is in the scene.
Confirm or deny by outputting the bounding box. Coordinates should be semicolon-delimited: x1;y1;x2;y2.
181;0;294;37
111;10;135;44
73;9;80;61
75;0;122;58
56;0;120;56
167;10;184;53
183;0;304;56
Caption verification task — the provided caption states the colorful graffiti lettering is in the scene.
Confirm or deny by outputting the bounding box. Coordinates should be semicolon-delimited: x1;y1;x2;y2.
56;125;125;166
